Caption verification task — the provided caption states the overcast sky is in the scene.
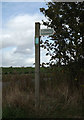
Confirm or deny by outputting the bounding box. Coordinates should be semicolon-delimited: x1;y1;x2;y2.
1;2;51;67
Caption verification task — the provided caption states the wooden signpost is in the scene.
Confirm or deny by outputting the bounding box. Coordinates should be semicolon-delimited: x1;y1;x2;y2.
35;22;40;109
35;22;54;109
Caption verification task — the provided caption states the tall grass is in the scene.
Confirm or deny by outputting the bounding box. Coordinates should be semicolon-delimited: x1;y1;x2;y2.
2;69;83;118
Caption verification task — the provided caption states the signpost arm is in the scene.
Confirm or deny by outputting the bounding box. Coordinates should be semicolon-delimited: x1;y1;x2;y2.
35;22;40;110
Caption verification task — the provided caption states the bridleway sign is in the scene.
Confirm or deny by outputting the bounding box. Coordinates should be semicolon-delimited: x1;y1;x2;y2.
40;28;54;36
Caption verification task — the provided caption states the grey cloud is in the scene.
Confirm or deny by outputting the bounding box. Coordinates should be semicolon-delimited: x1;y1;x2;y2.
1;14;48;67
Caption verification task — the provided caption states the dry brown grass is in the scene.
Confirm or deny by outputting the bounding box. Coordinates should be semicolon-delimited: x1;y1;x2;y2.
2;73;83;118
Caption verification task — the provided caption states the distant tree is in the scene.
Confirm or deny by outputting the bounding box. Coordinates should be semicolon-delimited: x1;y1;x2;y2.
40;2;84;66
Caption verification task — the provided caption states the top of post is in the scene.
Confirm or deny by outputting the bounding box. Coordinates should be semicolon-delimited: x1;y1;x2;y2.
35;22;40;38
35;22;40;25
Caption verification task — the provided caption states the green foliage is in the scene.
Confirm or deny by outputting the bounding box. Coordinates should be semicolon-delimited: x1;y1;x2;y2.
40;2;84;66
3;106;28;118
2;67;35;75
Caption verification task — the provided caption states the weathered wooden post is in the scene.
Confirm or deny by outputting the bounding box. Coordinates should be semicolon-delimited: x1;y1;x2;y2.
35;23;54;112
35;22;40;110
